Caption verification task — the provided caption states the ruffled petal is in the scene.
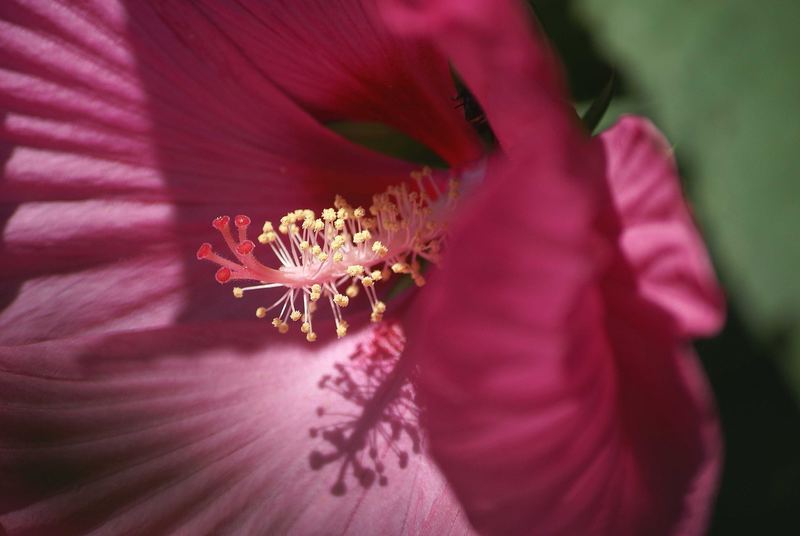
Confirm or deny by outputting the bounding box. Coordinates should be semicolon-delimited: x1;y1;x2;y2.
0;324;473;535
599;116;725;337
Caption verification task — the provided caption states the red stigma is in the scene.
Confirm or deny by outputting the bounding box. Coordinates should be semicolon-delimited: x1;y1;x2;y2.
236;240;255;255
234;214;251;229
196;242;213;260
215;266;232;283
212;215;230;230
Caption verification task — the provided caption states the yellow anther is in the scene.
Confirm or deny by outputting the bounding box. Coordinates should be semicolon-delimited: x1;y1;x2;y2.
345;284;359;298
336;322;348;338
219;170;458;343
347;265;365;277
310;283;322;302
392;262;410;274
353;230;372;244
371;241;388;256
258;231;277;244
331;235;346;250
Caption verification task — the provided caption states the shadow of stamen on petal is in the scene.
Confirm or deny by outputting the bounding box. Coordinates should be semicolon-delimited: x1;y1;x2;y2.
308;322;420;495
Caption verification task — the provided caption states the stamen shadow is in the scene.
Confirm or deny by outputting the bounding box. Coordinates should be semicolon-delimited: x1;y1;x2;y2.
307;322;421;495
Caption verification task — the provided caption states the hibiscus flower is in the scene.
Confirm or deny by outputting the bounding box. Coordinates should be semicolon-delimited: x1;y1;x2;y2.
0;0;724;535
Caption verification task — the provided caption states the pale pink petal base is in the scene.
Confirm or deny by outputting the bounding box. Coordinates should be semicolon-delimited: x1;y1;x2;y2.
0;324;472;535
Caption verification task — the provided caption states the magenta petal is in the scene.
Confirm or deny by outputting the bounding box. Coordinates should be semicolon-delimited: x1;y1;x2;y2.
189;0;482;165
0;325;472;535
410;153;721;535
380;1;722;534
378;0;569;155
599;116;725;337
408;154;609;535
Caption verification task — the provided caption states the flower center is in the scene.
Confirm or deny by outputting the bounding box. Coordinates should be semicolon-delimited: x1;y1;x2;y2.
197;167;459;341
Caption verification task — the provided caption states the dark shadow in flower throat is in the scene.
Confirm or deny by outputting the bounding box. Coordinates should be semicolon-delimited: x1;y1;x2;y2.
308;321;421;496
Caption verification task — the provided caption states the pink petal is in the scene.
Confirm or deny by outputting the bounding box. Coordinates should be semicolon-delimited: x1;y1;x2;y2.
1;0;467;342
0;324;473;535
409;154;721;536
0;0;414;206
378;0;570;156
189;0;482;166
377;1;722;534
599;116;725;337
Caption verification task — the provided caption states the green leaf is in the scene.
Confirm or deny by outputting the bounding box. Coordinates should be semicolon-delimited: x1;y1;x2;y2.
326;121;445;167
575;0;800;398
581;72;615;134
